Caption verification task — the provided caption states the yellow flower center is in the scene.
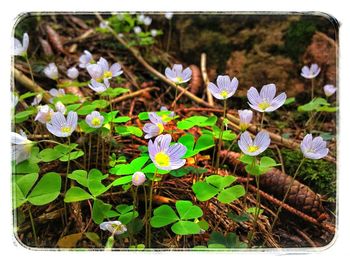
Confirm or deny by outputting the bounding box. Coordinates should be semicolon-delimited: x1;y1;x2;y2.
111;224;124;232
247;145;259;153
258;101;270;110
23;140;33;153
103;71;113;79
240;123;249;131
91;117;101;127
155;152;170;167
220;90;228;99
61;126;71;133
157;123;164;134
175;77;183;83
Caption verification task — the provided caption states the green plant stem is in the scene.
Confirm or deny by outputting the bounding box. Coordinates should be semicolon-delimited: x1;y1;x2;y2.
147;170;157;248
260;112;265;131
64;137;71;225
107;95;114;167
28;207;38;247
311;78;315;100
269;158;306;233
248;157;260;247
215;99;227;170
24;54;35;84
88;133;92;170
220;132;241;166
143;185;148;246
129;186;138;246
95;134;100;169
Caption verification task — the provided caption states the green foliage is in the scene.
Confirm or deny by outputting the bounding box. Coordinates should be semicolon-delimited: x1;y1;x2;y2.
192;175;245;203
211;126;237;141
53;94;80;105
150;200;203;235
169;166;207;178
38;143;82;162
15;108;36;123
298;97;337;112
115;125;143;137
239;155;278;176
106;204;139;225
208;232;247;249
178;133;215;158
109;156;169;177
100;87;129;98
177;115;217;130
14;172;62;208
65;169;110;202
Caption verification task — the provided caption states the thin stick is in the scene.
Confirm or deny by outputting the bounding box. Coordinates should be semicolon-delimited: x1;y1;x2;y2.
28;207;38;247
200;53;214;106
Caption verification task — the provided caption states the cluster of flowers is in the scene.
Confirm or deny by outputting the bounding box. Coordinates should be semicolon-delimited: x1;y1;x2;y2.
12;31;331;237
300;63;336;97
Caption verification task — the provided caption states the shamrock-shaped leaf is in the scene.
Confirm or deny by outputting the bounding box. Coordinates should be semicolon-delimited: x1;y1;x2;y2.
192;175;245;203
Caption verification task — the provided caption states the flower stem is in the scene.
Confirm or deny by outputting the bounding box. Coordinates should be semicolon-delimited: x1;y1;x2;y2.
260;112;265;131
220;132;241;166
269;158;306;233
215;99;227;170
64;137;71;224
28;207;38;247
248;157;260;247
147;170;157;248
311;78;315;100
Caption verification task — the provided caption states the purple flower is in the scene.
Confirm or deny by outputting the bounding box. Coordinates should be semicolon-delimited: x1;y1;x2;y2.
208;75;238;100
55;101;66;114
238;131;270;156
49;88;65;98
150;29;158;37
13;32;29;57
88;79;110;93
132;171;146;186
143;16;152;26
148;134;187;171
165;64;192;84
85;111;104;128
99;20;109;29
35;105;54;124
44;63;59;80
79;50;94;68
133;26;142;34
301;64;321;79
46;111;78;137
159;106;175;121
238;109;253;131
100;221;127;235
137;14;145;23
300;134;329;160
323;84;336;97
31;94;42;106
87;57;123;82
49;88;65;103
165;12;174;20
67;67;79;79
143;112;165;139
11;130;33;164
247;84;287;112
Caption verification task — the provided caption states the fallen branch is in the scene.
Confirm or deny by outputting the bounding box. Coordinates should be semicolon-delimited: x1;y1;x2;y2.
13;68;51;103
